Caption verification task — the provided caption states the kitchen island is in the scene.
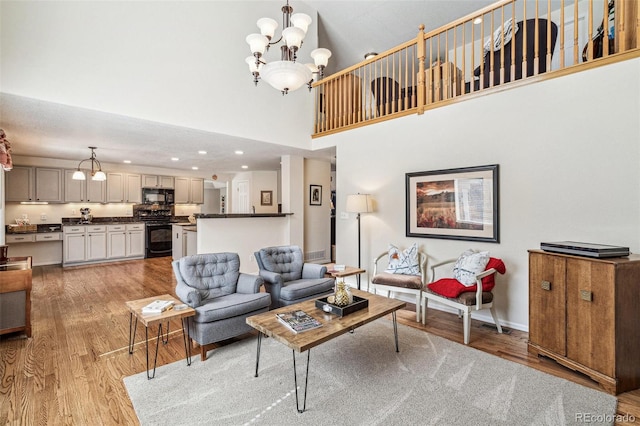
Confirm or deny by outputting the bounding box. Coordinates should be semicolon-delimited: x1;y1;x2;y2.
194;213;293;273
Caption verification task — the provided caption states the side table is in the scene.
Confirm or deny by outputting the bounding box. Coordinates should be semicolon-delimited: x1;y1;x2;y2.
125;294;195;379
324;263;366;290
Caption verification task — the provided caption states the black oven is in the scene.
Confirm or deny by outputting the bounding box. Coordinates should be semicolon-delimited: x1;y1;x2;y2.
145;222;172;258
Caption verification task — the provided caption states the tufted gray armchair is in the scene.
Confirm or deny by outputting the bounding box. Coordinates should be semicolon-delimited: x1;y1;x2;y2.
254;245;334;309
173;252;271;360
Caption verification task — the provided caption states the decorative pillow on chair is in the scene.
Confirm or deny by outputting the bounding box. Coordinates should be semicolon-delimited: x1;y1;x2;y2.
384;243;420;275
428;257;506;298
453;249;490;286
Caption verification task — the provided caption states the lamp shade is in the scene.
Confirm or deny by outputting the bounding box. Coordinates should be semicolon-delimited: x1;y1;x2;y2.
282;27;305;49
260;60;312;92
246;33;269;56
92;170;106;181
346;194;373;213
72;170;86;181
246;56;263;73
257;17;278;39
310;48;332;67
290;13;312;34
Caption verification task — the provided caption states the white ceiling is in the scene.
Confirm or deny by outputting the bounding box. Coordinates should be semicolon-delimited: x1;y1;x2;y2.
0;1;494;175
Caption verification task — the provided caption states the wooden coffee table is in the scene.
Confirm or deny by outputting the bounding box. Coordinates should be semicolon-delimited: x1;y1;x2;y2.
246;289;405;413
125;294;195;379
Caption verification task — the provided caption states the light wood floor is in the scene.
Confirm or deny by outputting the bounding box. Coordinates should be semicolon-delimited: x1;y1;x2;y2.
1;257;639;425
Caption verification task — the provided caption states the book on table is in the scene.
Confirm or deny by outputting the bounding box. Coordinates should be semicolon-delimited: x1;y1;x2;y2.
141;299;174;314
276;310;322;333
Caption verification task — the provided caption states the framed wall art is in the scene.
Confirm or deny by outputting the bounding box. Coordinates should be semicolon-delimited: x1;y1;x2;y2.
310;185;322;206
406;164;499;242
260;190;273;206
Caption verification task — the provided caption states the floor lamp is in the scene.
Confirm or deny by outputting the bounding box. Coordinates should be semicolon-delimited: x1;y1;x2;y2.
346;194;373;289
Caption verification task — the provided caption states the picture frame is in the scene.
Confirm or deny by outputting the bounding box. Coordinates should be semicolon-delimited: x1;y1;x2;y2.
260;190;272;206
309;185;322;206
406;164;499;242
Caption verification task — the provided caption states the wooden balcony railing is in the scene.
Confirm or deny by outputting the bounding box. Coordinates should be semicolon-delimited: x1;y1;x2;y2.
312;0;639;137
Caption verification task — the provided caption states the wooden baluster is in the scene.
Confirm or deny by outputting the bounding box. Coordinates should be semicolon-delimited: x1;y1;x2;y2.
489;11;495;87
417;24;425;114
534;0;540;75
480;14;485;89
560;0;565;68
617;0;625;53
500;6;505;85
462;21;466;95
444;28;450;98
453;24;458;97
547;0;552;68
511;1;516;79
523;0;528;79
392;52;396;114
574;0;579;64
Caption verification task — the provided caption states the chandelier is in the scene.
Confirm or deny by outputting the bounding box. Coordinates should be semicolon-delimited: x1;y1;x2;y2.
72;146;106;181
245;1;331;95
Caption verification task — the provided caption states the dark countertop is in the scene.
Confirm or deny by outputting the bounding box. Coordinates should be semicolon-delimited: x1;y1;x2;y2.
6;224;62;234
194;213;293;219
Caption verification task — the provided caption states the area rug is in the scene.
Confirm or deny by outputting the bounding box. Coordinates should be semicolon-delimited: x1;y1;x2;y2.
123;321;617;425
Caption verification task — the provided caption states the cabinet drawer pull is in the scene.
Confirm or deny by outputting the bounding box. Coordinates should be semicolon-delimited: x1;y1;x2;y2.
540;280;552;291
580;290;593;302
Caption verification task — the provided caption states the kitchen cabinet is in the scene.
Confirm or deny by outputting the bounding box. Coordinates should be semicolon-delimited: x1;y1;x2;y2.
65;223;144;265
5;166;34;202
64;169;107;203
107;225;127;258
175;177;204;204
126;224;145;258
5;166;63;202
85;225;107;261
106;172;142;203
63;226;87;264
142;175;174;189
185;228;197;256
0;257;32;338
528;250;640;394
172;224;186;260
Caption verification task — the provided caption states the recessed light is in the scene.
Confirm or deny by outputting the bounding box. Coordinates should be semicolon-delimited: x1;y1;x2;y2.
123;160;131;164
235;150;244;155
192;166;199;170
198;150;207;155
171;157;179;161
473;17;482;25
241;165;248;169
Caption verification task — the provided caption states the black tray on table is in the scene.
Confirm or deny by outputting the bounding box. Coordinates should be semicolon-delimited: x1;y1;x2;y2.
315;295;368;317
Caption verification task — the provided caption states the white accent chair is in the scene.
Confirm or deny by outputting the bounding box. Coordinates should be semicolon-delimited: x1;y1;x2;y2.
421;256;505;344
370;251;427;321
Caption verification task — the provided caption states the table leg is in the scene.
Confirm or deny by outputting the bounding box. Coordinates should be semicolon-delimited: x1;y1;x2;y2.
356;275;361;290
254;333;262;377
127;312;138;354
146;323;162;380
182;317;192;367
392;311;399;352
292;349;311;413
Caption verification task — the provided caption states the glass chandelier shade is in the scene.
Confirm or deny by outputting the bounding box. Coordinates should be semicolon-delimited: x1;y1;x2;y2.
245;1;331;95
72;146;106;181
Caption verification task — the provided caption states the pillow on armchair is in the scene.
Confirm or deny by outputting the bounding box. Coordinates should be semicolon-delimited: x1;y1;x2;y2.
385;243;420;275
428;257;506;298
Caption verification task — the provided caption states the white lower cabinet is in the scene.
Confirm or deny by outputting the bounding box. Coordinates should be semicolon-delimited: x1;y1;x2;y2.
64;223;145;266
86;226;107;261
64;227;87;264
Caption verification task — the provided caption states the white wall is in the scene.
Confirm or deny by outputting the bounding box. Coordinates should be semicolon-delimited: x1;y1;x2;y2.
0;1;317;149
323;58;640;331
303;158;332;262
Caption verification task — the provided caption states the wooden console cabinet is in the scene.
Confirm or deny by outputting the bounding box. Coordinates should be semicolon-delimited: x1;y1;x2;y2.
528;250;640;394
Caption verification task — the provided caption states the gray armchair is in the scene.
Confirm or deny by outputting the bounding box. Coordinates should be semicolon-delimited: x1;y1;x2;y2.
254;245;334;309
173;252;271;360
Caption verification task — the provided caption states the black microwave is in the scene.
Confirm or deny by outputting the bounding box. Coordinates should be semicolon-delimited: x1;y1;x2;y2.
142;188;174;205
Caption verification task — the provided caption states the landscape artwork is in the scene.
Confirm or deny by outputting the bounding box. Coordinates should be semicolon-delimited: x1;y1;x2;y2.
406;165;499;242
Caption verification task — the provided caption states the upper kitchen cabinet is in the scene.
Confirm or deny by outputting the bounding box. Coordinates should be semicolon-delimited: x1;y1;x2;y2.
174;177;204;204
64;169;107;203
142;175;174;189
5;166;64;203
106;172;142;203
